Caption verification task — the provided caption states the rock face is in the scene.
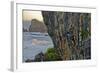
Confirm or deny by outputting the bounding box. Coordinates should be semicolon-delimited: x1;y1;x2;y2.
29;19;47;33
23;28;28;32
34;52;45;62
42;11;91;60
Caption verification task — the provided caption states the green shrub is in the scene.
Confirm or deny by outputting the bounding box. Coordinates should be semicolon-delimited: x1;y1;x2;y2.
45;48;62;61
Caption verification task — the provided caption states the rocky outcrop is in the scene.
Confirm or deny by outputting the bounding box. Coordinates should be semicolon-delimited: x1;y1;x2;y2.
29;19;47;33
42;11;91;60
23;28;28;32
34;52;45;62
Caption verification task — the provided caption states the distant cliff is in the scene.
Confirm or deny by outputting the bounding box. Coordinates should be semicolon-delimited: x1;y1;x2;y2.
23;28;28;32
29;19;47;33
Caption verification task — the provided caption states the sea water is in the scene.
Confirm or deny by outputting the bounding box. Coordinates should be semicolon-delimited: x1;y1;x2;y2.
23;32;54;62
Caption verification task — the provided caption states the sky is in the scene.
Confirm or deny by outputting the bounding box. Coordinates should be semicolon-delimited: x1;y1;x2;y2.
23;10;43;22
23;10;44;29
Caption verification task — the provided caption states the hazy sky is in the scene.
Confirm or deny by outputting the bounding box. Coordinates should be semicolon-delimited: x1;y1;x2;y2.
23;10;43;21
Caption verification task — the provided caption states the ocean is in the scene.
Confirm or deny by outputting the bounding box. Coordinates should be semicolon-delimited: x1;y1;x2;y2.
23;32;54;62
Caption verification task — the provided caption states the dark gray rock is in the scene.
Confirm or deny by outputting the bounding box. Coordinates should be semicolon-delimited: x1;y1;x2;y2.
29;19;47;33
34;52;45;62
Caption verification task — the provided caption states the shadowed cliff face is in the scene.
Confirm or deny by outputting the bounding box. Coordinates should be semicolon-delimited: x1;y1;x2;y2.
29;19;47;33
42;11;91;60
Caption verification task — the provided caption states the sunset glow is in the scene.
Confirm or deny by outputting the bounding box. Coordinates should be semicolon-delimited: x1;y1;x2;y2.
23;10;43;21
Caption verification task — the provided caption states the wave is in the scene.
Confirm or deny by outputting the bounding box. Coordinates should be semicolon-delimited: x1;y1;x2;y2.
32;39;49;45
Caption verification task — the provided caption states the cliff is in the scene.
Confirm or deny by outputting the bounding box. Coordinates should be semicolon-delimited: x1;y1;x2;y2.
29;19;47;33
23;28;28;32
42;11;91;60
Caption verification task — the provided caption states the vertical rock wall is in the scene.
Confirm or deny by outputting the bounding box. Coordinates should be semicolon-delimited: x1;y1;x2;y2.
42;11;91;60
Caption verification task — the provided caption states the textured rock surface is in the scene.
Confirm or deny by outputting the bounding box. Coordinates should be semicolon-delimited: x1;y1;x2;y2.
29;19;47;33
42;11;91;60
23;28;28;32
